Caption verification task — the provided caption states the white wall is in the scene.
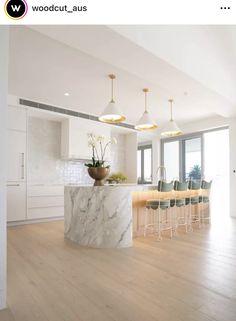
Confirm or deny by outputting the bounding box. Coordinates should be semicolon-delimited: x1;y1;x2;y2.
152;136;161;184
229;118;236;218
0;27;9;310
125;133;138;183
110;133;126;174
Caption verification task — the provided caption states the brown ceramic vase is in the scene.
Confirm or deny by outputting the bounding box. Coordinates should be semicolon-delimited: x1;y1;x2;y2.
88;167;110;186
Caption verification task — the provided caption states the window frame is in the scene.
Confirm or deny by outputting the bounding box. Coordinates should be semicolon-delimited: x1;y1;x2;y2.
160;126;229;181
161;133;203;181
137;144;152;184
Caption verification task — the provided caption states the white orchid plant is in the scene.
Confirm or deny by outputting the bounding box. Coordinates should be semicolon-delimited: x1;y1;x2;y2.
85;133;117;168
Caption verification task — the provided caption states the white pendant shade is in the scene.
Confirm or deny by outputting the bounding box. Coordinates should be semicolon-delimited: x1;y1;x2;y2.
99;100;126;124
135;111;157;131
161;99;182;137
99;74;126;124
135;88;158;131
161;120;182;137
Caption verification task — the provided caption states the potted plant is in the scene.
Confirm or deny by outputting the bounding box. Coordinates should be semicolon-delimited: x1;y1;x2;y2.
85;133;117;186
107;172;128;184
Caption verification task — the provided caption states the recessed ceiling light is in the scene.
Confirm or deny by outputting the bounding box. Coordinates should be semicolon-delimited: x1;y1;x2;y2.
64;93;70;97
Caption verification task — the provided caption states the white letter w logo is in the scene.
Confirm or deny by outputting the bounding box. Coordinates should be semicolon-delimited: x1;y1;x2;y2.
11;5;21;12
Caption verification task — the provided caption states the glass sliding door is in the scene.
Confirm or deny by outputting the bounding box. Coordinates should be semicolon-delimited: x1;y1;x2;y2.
183;137;202;181
161;127;229;220
161;134;203;182
163;141;179;181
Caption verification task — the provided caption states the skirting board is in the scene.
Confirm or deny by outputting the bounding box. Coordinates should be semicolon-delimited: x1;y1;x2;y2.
7;216;64;227
0;290;6;311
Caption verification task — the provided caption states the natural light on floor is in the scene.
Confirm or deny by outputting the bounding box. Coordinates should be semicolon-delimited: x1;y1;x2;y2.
204;129;230;227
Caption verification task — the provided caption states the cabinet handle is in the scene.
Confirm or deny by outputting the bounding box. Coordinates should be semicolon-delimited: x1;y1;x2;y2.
7;184;20;187
21;153;25;180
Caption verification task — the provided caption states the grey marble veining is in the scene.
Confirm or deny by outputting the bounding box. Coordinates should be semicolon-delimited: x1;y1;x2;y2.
64;185;157;248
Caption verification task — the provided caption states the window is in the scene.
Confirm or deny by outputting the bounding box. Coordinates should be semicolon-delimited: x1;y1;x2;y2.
184;137;202;180
163;141;179;181
161;134;203;181
161;127;229;183
137;144;152;184
161;127;230;222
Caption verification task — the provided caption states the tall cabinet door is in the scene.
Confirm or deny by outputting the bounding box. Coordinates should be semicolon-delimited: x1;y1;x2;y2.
7;130;26;182
7;183;26;222
7;106;27;222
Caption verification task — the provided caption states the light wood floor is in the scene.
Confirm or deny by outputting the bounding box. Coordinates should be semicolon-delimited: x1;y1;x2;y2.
5;218;236;321
0;309;15;321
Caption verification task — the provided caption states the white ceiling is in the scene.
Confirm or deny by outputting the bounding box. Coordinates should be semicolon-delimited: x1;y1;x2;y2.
110;25;236;104
9;25;236;130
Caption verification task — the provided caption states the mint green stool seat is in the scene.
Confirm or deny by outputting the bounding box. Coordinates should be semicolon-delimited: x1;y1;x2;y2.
144;180;174;240
199;196;209;203
199;180;212;224
188;180;201;229
185;196;199;205
146;200;171;210
201;180;212;190
157;181;173;192
199;180;212;203
173;181;189;233
171;198;185;207
188;180;201;190
174;181;188;191
173;181;188;208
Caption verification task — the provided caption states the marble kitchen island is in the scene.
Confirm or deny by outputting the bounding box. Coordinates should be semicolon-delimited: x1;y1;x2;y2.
64;184;159;248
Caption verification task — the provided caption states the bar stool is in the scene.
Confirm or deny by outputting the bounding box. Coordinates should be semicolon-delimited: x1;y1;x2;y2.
199;180;212;225
144;181;174;240
172;181;189;233
186;180;201;229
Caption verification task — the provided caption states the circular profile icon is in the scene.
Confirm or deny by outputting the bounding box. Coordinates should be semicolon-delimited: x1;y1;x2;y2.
5;0;28;20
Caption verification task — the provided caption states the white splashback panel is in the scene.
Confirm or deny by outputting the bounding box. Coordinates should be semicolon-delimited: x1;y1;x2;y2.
28;117;92;185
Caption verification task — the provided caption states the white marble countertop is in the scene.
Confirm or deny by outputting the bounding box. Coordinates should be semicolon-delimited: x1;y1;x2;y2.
64;184;160;249
65;183;158;187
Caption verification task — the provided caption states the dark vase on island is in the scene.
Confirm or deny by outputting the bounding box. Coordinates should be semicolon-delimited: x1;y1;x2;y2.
88;167;110;186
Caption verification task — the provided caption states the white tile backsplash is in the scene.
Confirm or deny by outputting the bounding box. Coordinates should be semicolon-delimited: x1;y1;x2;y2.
28;117;92;185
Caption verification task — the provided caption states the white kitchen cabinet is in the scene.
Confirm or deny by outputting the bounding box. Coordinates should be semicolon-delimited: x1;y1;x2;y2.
27;207;64;220
28;185;64;197
7;104;27;223
28;196;64;209
61;117;111;160
7;130;26;182
8;105;27;132
7;182;26;222
27;185;64;220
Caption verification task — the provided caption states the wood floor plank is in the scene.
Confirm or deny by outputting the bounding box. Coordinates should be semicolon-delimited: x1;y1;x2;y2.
7;219;236;321
0;308;15;321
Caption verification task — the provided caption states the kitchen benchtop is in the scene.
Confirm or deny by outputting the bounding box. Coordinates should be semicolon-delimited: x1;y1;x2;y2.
64;184;160;249
65;183;158;187
64;184;202;249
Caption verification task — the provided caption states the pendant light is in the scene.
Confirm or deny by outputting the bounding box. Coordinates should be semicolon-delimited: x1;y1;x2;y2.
99;74;126;124
161;99;182;137
135;88;158;131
